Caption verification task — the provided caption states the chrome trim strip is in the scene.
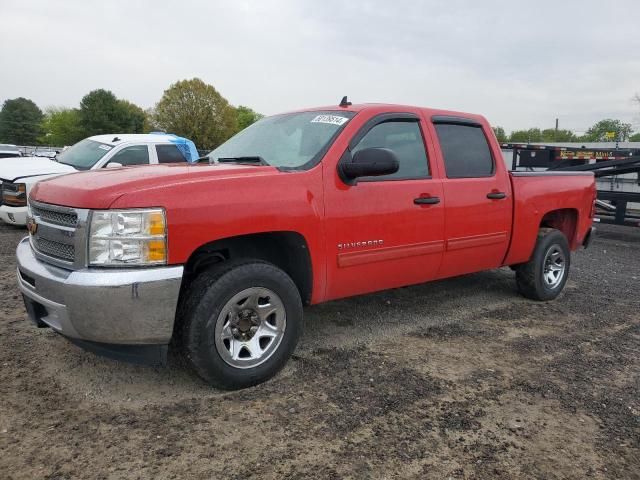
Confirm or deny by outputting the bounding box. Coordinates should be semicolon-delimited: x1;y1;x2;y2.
337;240;444;268
446;232;509;251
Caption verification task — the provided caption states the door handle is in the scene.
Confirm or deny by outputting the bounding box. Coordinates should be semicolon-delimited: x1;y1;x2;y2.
486;192;507;200
414;196;440;205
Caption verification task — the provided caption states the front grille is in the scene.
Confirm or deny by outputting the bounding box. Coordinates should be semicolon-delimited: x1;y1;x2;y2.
31;204;78;227
34;237;75;262
29;201;82;265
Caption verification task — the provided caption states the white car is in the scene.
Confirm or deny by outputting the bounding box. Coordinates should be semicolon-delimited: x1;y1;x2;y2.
0;144;22;159
0;133;198;226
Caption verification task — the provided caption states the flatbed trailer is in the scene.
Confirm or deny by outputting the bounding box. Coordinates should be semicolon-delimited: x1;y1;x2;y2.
503;143;640;227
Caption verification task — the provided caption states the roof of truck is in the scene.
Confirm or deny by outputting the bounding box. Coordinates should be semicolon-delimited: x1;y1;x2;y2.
88;133;187;146
288;103;488;123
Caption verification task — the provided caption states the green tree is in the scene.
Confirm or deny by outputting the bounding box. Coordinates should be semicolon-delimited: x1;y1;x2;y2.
117;100;146;133
142;108;157;133
492;126;507;143
235;105;264;132
509;128;543;143
540;128;577;142
152;78;238;150
39;107;84;146
79;89;146;136
582;119;632;142
0;97;44;145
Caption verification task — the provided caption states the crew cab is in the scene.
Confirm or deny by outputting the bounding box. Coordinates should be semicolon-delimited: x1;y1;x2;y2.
0;133;198;226
16;103;596;389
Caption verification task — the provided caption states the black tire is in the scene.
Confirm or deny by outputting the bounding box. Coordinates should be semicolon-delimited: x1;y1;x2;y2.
178;260;303;389
515;228;570;301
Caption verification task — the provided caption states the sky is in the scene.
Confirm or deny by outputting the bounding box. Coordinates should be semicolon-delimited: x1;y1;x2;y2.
1;0;640;134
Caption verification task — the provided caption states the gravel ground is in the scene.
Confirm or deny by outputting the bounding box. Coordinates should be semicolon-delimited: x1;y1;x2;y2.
0;222;638;479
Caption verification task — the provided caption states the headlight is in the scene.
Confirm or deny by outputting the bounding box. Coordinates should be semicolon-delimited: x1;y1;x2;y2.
88;209;167;266
2;182;27;207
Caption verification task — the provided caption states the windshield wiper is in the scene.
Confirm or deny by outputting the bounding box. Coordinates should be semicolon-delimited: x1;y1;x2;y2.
217;156;269;166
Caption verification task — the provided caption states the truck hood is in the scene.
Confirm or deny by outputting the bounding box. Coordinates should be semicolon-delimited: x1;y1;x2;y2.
0;156;77;182
31;163;278;209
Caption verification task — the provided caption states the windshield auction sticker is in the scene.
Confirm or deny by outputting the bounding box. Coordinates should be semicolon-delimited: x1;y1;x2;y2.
98;144;113;151
311;115;350;126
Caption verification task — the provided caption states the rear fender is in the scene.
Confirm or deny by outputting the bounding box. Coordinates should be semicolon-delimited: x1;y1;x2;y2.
540;209;578;249
504;208;580;266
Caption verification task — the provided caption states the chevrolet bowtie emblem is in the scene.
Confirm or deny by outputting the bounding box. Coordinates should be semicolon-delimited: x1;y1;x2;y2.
27;218;38;235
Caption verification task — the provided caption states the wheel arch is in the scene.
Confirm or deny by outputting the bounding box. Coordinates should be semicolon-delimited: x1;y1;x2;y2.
179;231;313;306
539;208;579;249
504;207;581;267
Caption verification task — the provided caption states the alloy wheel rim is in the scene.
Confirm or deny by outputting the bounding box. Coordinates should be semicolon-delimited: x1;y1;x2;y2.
214;287;286;369
542;245;566;289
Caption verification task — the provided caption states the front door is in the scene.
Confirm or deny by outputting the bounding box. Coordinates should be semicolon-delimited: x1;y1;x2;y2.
323;114;445;301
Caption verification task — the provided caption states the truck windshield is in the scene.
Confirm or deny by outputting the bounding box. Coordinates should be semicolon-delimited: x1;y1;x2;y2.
56;139;113;170
208;110;356;169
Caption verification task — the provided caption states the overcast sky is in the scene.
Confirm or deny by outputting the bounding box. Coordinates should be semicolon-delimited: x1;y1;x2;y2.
2;0;639;133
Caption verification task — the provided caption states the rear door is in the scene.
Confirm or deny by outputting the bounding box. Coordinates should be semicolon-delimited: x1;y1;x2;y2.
323;113;445;300
431;117;512;278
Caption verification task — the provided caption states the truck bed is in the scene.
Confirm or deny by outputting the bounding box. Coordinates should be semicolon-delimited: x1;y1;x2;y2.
504;171;596;266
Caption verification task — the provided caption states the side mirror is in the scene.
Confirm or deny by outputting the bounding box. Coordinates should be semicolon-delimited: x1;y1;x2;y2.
340;147;399;182
106;162;123;169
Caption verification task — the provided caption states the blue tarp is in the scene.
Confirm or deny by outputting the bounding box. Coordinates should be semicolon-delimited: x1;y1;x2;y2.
150;132;200;163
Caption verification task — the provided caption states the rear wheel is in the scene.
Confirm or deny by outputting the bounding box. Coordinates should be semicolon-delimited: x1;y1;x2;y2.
516;229;570;301
179;260;303;389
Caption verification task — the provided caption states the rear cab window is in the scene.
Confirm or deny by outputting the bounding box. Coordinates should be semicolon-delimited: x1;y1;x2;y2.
434;122;494;178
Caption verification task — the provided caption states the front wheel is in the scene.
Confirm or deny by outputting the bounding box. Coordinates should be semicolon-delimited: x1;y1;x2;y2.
515;229;570;301
179;261;303;389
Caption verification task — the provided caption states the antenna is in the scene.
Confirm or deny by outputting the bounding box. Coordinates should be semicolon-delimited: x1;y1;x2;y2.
339;96;352;107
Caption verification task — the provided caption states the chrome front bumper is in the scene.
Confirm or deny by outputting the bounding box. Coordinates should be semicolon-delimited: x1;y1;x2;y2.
16;237;184;346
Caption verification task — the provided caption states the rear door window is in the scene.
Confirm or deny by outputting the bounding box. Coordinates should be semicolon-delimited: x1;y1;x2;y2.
156;144;186;163
435;124;494;178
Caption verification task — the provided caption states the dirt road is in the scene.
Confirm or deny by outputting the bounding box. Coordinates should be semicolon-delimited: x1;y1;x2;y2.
1;223;638;479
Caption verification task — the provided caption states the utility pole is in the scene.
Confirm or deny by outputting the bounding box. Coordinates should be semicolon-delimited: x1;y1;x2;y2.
555;118;559;141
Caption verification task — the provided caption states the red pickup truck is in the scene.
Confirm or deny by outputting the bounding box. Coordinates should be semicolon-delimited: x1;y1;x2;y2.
17;102;596;389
